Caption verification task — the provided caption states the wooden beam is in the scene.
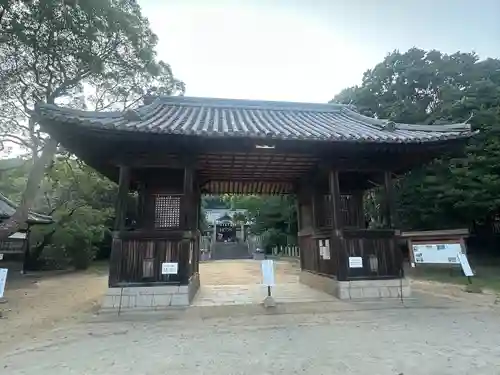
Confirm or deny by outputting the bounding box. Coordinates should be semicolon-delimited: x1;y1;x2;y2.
114;166;130;231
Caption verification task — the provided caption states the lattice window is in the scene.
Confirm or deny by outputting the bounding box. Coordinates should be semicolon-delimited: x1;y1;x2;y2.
154;194;181;228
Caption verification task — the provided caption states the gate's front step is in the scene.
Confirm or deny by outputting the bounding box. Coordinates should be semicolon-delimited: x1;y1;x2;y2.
93;297;428;323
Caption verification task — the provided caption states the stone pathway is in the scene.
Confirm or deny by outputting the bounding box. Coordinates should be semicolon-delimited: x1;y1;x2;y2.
199;258;300;285
192;283;337;306
195;259;325;306
211;242;252;260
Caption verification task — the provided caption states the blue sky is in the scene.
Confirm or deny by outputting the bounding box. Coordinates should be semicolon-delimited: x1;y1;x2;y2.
139;0;500;103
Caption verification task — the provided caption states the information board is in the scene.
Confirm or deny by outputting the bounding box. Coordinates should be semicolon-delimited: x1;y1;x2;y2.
319;240;331;260
261;259;275;286
412;243;462;265
348;257;363;268
0;268;7;298
458;253;474;276
161;262;178;275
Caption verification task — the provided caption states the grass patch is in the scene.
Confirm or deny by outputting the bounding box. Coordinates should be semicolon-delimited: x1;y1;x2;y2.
410;263;500;292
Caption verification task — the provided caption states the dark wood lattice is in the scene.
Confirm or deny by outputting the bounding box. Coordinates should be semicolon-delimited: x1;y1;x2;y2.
142;241;155;278
154;194;181;228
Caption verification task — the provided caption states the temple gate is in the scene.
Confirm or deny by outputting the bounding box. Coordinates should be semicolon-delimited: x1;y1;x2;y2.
34;96;472;308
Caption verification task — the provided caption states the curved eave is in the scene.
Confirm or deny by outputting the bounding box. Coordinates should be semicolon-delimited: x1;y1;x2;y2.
34;99;474;145
0;193;54;225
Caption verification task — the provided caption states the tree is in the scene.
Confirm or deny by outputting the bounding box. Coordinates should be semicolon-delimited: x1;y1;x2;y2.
0;156;116;269
0;0;183;239
225;195;297;250
333;48;500;230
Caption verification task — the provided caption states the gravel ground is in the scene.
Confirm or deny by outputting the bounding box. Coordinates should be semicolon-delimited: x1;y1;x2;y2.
2;260;500;374
2;305;500;374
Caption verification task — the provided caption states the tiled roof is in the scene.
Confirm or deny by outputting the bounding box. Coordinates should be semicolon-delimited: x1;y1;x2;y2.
35;96;473;143
0;193;53;225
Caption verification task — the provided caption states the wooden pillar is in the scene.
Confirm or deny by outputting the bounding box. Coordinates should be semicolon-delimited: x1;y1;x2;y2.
383;171;397;228
295;199;302;232
183;166;195;229
114;166;130;231
328;170;342;233
352;191;365;228
110;166;129;287
180;166;195;283
22;226;31;274
328;170;346;280
311;191;322;229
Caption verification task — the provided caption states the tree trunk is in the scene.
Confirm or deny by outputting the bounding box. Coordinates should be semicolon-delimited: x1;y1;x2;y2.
0;137;58;240
29;206;80;265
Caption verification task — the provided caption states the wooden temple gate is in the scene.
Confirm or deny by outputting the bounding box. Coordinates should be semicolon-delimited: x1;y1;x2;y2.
34;96;472;306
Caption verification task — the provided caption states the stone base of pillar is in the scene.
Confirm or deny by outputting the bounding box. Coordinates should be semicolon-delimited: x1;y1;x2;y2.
299;270;411;300
101;273;201;312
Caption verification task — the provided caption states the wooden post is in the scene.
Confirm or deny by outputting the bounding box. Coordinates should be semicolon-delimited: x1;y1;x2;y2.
310;190;321;271
114;166;130;231
181;165;195;283
383;171;397;228
183;166;195;230
311;191;321;229
22;226;31;274
352;191;365;228
328;170;342;233
328;170;346;280
295;200;302;232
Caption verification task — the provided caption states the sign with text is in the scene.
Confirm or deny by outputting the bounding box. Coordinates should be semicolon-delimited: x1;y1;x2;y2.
161;262;178;275
261;259;275;286
0;268;7;298
319;239;331;260
458;253;474;277
348;257;363;268
412;243;462;265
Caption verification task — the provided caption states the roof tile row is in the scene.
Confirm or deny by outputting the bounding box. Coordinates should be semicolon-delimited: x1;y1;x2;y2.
35;96;473;144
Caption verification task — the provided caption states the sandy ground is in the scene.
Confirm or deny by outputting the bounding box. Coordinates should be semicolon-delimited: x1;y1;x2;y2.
199;258;300;285
1;258;499;372
0;266;108;354
3;306;500;374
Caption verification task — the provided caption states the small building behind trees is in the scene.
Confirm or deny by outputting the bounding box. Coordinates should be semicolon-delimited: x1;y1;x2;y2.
0;193;53;272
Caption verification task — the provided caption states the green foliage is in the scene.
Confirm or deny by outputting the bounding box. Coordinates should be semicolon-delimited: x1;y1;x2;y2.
0;0;182;259
334;48;500;230
224;195;297;250
201;195;230;209
0;157;116;269
0;0;183;154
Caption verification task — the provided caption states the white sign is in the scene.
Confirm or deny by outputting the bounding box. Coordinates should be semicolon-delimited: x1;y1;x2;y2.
323;243;330;260
261;259;275;286
0;254;3;260
412;243;462;265
349;257;363;268
458;253;474;277
161;262;178;275
319;240;331;260
0;268;8;298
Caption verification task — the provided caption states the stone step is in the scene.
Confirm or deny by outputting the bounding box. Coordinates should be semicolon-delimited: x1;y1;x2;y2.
91;297;433;323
